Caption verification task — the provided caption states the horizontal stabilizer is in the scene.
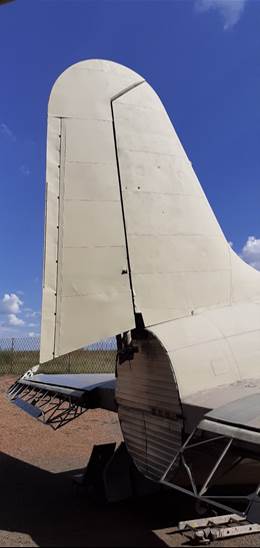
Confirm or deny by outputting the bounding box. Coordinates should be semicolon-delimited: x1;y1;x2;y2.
8;373;116;429
199;394;260;445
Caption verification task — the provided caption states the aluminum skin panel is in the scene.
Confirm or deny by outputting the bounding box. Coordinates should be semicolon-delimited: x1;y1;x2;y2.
55;116;134;356
112;83;232;322
111;76;260;406
41;60;144;362
152;301;260;399
205;393;260;430
182;378;260;433
24;373;115;391
48;59;144;122
41;59;260;430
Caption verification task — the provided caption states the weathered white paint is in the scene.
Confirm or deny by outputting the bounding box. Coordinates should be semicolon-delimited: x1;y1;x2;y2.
41;59;260;445
40;60;143;362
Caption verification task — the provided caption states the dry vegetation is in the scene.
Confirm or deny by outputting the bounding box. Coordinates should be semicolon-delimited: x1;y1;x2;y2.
0;349;116;376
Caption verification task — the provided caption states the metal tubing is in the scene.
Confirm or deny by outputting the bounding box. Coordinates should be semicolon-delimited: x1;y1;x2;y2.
160;427;197;482
160;478;245;516
199;438;233;496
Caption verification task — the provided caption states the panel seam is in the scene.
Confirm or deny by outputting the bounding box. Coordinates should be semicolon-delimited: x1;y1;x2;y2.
53;118;65;358
110;81;145;316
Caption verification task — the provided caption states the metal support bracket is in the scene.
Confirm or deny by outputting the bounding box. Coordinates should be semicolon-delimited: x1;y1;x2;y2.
154;514;260;546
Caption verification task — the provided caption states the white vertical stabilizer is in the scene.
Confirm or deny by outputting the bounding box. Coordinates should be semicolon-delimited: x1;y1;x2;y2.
40;59;260;368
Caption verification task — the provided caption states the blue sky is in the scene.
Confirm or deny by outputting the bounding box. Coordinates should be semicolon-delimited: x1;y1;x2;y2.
0;0;259;337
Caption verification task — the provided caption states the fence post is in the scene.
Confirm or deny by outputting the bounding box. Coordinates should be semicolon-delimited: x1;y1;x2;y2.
68;352;71;373
11;337;14;374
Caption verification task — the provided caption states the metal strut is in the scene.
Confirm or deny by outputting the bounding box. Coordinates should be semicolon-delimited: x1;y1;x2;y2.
160;426;260;522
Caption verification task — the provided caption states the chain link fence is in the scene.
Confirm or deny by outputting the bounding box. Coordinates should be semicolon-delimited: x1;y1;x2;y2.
0;336;117;376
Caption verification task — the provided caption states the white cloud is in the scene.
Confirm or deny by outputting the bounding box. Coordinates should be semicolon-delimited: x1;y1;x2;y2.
0;292;40;336
240;236;260;271
0;122;16;142
0;293;41;337
0;293;23;315
8;314;25;327
195;0;247;30
0;293;26;334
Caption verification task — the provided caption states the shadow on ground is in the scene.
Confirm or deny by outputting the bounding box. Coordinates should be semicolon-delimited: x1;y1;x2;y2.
0;452;197;547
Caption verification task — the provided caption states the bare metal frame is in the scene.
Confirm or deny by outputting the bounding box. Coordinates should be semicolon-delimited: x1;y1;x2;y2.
8;381;87;430
160;426;260;519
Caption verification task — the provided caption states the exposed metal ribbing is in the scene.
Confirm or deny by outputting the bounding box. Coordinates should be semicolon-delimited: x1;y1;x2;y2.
118;381;175;396
117;393;180;412
121;421;181;445
145;414;183;432
116;333;183;481
120;413;182;443
119;364;173;380
119;407;183;430
121;415;181;453
125;442;180;480
116;393;180;414
122;424;179;455
118;376;177;394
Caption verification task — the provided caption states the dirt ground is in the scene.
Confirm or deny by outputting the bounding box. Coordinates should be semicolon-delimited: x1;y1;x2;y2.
1;375;260;547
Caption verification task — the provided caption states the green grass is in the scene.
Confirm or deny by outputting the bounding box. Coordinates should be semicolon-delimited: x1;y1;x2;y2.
0;349;116;375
